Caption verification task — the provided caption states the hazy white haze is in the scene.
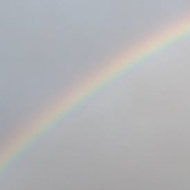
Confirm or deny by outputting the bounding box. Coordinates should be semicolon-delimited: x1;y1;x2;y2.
1;0;190;189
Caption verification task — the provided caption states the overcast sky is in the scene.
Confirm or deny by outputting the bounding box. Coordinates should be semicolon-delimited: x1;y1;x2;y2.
1;0;190;189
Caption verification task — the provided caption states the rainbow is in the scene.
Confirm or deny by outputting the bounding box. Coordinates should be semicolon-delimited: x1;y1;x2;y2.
1;14;190;174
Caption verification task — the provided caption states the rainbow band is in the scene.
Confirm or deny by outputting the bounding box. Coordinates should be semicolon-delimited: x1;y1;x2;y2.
1;14;190;174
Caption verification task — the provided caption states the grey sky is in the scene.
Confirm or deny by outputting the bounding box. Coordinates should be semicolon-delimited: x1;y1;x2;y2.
1;0;190;189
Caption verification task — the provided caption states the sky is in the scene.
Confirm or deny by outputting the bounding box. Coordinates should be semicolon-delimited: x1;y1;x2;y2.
0;0;190;189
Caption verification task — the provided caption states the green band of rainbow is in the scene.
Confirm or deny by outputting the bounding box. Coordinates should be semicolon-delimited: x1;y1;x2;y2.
1;14;190;174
